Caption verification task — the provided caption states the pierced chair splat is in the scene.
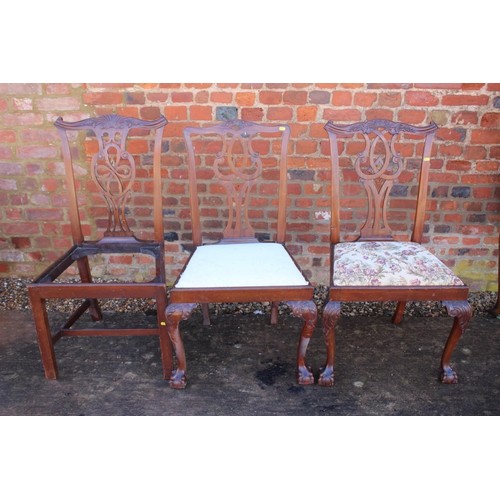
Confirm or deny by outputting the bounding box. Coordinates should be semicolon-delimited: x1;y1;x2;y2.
166;119;317;389
490;232;500;317
27;114;172;380
320;119;472;387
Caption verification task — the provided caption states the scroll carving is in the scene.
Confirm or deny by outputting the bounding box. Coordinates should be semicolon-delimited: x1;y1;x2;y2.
325;119;438;136
356;130;404;239
443;300;473;329
218;119;255;131
91;129;135;237
213;124;262;239
54;114;167;131
55;114;167;238
185;119;289;245
325;119;438;241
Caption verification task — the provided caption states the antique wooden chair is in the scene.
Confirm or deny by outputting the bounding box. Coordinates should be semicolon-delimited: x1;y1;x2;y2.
27;114;172;380
320;119;472;386
166;119;317;389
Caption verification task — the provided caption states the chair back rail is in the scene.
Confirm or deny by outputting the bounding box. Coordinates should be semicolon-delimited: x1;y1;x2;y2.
324;119;438;244
183;119;290;246
55;114;167;244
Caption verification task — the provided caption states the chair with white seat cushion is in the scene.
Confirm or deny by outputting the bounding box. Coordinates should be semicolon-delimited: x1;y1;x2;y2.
175;243;308;289
320;119;472;387
166;119;317;389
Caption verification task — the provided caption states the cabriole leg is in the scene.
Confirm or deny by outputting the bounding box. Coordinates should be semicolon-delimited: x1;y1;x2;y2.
441;300;473;383
166;302;197;389
156;291;173;380
318;301;341;387
287;300;317;385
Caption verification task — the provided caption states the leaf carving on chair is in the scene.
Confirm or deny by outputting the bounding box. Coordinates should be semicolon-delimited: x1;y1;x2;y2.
326;119;438;136
443;300;473;330
355;130;404;240
213;131;262;239
91;127;136;237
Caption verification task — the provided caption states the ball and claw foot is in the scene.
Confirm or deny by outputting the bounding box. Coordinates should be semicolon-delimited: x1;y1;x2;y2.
169;369;187;389
297;366;314;385
318;366;335;387
440;366;458;384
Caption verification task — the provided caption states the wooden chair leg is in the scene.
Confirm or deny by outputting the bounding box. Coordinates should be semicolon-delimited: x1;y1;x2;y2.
287;300;317;385
318;301;341;386
201;303;211;326
392;301;407;325
28;290;58;379
270;301;279;325
441;300;473;383
166;302;197;389
76;257;103;321
155;291;173;380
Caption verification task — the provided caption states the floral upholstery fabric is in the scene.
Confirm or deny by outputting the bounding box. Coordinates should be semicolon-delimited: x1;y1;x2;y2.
333;241;464;287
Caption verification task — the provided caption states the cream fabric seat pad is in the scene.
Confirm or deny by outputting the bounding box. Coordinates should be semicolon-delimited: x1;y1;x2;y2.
175;242;308;288
333;241;464;287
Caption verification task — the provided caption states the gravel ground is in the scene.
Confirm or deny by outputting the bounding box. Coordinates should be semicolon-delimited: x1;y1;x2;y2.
1;277;497;317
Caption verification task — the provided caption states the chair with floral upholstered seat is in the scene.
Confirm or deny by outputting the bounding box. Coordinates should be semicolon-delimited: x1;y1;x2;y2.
319;119;472;387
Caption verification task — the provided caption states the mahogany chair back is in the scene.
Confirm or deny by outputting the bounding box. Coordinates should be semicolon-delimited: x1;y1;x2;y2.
183;119;290;246
324;119;438;245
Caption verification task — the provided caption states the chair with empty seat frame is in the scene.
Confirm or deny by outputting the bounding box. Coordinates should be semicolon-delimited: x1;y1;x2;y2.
27;114;172;380
319;118;472;386
165;119;317;389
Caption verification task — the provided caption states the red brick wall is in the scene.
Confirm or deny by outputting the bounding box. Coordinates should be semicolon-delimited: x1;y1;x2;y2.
0;83;499;291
